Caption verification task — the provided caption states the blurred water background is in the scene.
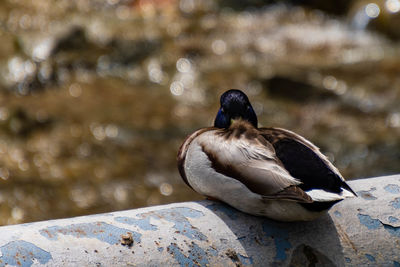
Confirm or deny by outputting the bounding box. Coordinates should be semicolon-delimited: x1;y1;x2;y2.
0;0;399;225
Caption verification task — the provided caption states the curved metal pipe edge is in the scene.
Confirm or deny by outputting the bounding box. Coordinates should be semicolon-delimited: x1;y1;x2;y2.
0;174;399;266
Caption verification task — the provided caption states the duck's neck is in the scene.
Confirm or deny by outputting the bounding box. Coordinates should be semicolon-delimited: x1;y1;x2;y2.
219;119;259;140
228;119;258;132
214;107;258;129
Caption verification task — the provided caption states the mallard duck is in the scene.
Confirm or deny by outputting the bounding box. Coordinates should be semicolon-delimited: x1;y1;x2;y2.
177;89;356;221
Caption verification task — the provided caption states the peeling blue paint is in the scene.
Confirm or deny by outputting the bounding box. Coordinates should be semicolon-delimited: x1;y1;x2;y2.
153;208;206;240
157;247;164;252
207;246;218;256
115;216;157;231
358;214;400;238
345;257;351;263
365;254;375;262
357;190;377;200
389;216;399;223
262;221;291;261
206;203;238;220
333;211;342;217
167;208;205;240
0;240;52;267
238;254;253;265
390;198;400;209
39;222;141;245
167;242;209;267
394;261;400;267
357;214;381;230
115;207;206;241
384;184;400;194
383;224;400;238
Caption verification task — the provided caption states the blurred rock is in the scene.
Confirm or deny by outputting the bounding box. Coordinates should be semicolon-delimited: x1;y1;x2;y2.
216;0;274;11
51;27;90;56
291;0;353;15
6;25;161;93
263;76;338;103
107;39;161;66
0;108;52;137
216;0;353;15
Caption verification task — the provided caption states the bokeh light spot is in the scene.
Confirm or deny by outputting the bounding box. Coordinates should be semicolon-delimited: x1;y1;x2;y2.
385;0;400;13
365;3;380;18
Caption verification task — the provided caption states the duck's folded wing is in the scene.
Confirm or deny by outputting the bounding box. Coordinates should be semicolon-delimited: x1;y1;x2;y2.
178;127;217;189
259;127;356;198
195;129;312;203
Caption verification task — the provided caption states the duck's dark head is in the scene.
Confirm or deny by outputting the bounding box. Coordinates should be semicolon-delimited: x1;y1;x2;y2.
214;89;258;128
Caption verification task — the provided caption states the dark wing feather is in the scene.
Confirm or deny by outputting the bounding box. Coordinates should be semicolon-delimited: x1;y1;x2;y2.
259;127;356;196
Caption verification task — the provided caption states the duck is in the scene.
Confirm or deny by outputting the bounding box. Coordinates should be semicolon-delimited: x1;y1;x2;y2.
177;89;357;221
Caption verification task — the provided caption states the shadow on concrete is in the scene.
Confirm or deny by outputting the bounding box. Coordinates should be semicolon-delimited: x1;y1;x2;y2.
198;200;343;266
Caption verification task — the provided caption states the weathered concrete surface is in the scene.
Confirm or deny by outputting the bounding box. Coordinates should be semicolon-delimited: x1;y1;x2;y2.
0;174;399;266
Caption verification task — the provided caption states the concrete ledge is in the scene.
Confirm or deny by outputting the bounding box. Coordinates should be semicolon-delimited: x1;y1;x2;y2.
0;175;399;266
